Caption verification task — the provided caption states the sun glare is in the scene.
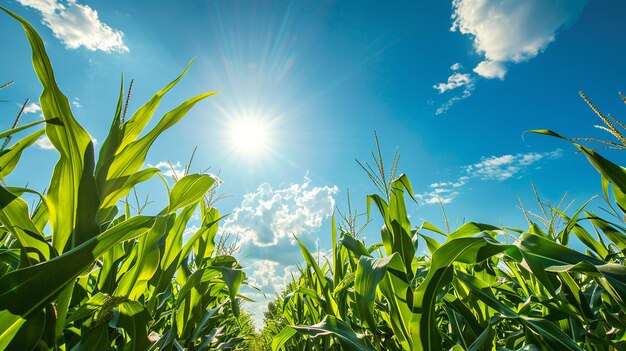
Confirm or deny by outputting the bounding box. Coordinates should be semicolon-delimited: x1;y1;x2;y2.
229;117;269;155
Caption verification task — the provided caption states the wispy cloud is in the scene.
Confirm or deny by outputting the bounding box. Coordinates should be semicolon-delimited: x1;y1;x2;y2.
434;64;475;115
433;72;473;94
466;149;563;181
72;97;82;108
416;149;562;204
16;0;129;53
416;176;469;205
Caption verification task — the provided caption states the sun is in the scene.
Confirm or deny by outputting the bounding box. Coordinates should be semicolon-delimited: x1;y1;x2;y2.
229;117;270;155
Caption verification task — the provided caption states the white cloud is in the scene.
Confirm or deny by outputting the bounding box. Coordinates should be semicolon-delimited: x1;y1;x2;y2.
433;63;475;115
17;0;128;53
72;97;82;108
223;177;338;250
221;177;337;328
435;82;474;115
417;176;469;204
35;135;54;149
465;149;563;181
183;225;200;243
148;161;185;180
417;150;562;205
451;0;587;79
416;188;460;205
433;72;473;94
20;102;42;115
473;60;506;80
429;176;469;189
450;62;463;71
241;261;298;329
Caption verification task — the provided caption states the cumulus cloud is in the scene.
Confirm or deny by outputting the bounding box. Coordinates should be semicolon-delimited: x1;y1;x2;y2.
417;150;562;205
451;0;587;79
36;135;55;150
20;102;42;115
148;161;185;180
35;134;98;150
473;60;506;80
223;177;338;250
434;0;586;114
241;260;298;329
221;177;337;328
16;0;128;53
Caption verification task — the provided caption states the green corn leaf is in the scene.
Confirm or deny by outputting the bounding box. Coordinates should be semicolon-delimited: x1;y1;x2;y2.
103;92;217;198
7;187;49;232
521;317;584;351
115;216;168;300
418;233;440;254
412;235;511;351
295;236;339;316
456;270;583;351
111;301;151;351
220;267;245;317
95;76;124;190
377;252;413;350
72;324;110;351
340;233;371;259
193;206;221;266
419;221;448;236
0;118;58;140
447;222;501;241
586;213;626;253
271;326;297;351
291;315;376;351
0;129;44;178
98;167;160;222
118;60;195;151
0;185;54;265
386;175;416;278
1;7;98;254
0;215;154;347
168;173;216;214
177;213;223;269
532;129;626;212
354;254;395;330
544;261;626;311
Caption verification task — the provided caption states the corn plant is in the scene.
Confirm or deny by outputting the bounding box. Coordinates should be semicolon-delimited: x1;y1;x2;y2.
269;115;626;349
0;8;252;350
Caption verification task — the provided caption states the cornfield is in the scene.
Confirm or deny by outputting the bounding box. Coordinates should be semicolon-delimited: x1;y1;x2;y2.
1;7;626;351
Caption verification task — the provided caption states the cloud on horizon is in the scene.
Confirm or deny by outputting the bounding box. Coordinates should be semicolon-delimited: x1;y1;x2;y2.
16;0;128;53
220;177;337;327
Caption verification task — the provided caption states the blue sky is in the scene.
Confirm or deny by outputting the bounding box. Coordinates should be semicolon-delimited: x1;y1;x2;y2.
2;0;626;325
